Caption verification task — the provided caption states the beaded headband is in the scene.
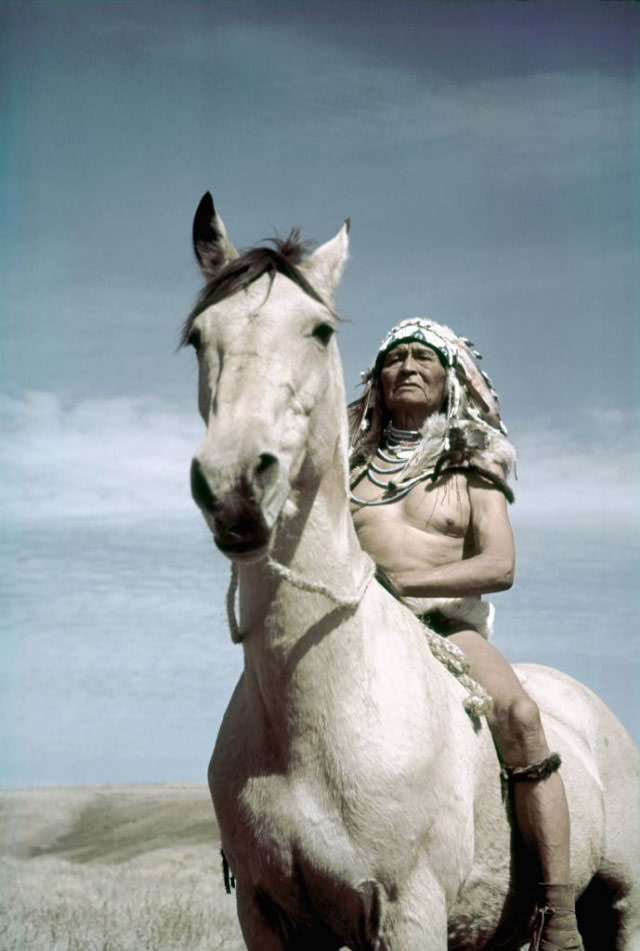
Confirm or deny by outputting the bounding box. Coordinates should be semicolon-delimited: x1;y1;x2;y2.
374;318;453;370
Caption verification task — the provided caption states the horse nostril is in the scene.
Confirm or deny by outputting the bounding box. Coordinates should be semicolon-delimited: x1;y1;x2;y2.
190;458;219;514
254;452;279;491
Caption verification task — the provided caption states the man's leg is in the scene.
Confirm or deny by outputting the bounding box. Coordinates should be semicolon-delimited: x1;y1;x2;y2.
448;629;569;880
448;629;583;951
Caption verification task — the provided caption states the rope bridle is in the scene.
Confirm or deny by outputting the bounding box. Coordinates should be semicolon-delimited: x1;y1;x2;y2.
226;555;377;643
223;553;491;721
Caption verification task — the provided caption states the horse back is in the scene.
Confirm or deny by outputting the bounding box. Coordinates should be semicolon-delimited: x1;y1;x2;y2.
515;662;640;888
448;662;640;947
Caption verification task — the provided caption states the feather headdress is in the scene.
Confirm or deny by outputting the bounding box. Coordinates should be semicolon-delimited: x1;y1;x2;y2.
349;318;516;500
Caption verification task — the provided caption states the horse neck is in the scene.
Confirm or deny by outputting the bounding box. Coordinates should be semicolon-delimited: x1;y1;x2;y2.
233;431;468;754
237;420;370;664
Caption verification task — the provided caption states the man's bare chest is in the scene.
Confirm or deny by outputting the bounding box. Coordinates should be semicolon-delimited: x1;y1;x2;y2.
351;471;471;539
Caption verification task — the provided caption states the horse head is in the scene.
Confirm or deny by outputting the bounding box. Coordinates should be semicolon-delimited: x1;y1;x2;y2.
183;193;350;561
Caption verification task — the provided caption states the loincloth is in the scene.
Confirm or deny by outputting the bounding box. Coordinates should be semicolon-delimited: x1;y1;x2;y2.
402;595;494;640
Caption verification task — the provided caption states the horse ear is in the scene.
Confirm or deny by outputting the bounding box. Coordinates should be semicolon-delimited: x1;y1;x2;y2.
301;219;350;305
192;192;239;278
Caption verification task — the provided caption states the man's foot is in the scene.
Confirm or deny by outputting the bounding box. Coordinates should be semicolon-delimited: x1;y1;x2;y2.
529;884;584;951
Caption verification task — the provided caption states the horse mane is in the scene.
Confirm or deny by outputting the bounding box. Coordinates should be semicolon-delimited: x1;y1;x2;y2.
180;231;326;346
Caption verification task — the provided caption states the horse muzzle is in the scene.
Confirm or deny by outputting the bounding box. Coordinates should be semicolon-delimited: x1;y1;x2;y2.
190;451;287;561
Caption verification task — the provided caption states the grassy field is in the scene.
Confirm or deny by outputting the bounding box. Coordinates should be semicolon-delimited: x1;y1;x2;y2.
1;786;537;949
0;784;245;950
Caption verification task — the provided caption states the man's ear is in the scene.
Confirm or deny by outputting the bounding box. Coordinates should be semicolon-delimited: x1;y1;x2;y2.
192;192;239;279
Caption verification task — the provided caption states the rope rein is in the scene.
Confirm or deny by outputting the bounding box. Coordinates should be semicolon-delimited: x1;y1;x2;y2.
226;556;376;643
265;556;376;607
416;624;492;719
224;558;491;719
226;564;242;644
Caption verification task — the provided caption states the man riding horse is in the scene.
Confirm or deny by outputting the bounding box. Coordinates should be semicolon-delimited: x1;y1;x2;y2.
349;318;584;951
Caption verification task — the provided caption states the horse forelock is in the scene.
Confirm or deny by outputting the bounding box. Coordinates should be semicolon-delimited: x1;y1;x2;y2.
180;231;329;347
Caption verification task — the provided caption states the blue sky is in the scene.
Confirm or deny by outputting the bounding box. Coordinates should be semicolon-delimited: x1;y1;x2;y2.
1;0;639;786
1;0;638;518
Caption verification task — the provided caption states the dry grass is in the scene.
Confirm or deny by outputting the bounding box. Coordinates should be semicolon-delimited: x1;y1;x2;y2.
0;785;245;951
0;787;531;949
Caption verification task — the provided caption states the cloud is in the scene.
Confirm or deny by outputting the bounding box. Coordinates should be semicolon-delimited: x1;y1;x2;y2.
512;408;639;518
1;393;637;524
0;392;203;522
4;5;634;428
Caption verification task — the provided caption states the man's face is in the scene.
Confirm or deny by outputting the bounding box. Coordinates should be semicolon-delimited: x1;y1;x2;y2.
379;341;447;421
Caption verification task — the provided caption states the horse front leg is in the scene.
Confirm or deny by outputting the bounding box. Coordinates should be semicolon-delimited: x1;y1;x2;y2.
235;881;289;951
381;911;448;951
380;876;448;951
235;881;342;951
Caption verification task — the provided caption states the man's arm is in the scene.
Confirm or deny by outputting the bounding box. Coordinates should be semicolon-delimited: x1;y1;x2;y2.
386;475;515;598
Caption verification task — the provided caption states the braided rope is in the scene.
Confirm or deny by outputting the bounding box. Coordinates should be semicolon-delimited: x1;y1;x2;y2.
418;621;493;718
226;564;242;643
225;561;492;720
225;557;376;643
227;558;493;718
265;556;376;607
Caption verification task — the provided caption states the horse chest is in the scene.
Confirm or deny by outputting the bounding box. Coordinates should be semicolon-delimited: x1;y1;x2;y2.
211;643;481;889
218;769;362;876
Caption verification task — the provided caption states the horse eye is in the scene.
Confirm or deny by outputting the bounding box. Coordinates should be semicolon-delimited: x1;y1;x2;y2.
312;323;334;346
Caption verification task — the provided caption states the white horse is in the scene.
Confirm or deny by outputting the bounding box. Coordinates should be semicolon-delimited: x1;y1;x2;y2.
183;193;640;951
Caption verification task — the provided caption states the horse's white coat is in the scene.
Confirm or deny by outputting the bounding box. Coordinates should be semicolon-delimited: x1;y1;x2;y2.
187;206;640;950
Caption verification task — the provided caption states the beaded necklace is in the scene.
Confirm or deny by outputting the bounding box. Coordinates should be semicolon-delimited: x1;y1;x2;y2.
350;423;438;506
